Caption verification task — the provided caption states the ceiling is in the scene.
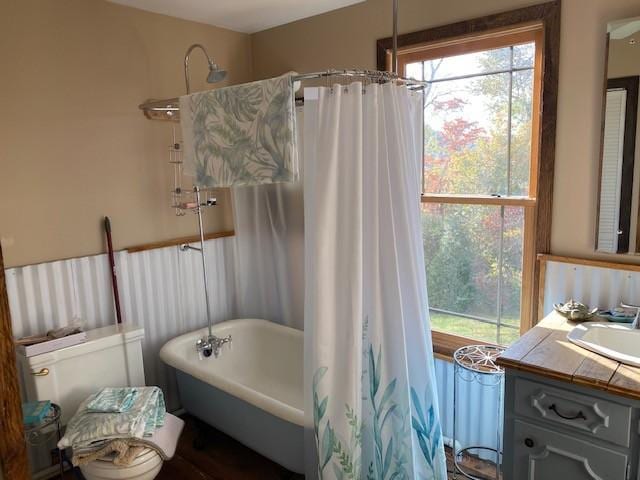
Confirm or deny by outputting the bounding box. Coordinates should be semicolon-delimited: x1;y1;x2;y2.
107;0;365;33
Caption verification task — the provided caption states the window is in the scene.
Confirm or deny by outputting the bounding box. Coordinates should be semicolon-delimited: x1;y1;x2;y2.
376;12;561;357
397;30;543;347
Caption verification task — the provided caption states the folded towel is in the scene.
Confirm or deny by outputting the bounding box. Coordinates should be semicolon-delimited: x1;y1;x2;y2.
72;413;184;466
58;386;166;450
86;388;138;413
180;73;299;187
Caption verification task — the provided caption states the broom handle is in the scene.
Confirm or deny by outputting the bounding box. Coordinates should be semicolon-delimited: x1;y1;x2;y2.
105;217;122;324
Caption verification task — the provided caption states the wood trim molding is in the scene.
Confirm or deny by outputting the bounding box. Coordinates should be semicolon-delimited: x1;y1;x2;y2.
0;245;29;480
537;255;548;322
538;253;640;273
379;0;561;333
126;230;235;253
531;1;561;324
377;1;560;71
432;330;493;359
421;194;536;207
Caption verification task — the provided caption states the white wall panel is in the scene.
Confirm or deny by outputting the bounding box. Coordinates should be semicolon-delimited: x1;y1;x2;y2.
434;358;502;459
6;237;237;412
543;260;640;316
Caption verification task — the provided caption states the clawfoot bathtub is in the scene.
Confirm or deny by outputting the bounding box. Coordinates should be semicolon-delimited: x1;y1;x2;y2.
160;319;304;473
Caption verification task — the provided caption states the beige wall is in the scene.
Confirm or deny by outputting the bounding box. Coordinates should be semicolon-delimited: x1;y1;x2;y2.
608;37;640;78
0;0;253;268
3;0;640;268
252;0;640;264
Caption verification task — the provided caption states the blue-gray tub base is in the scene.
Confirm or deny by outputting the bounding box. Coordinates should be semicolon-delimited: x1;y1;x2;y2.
175;370;305;474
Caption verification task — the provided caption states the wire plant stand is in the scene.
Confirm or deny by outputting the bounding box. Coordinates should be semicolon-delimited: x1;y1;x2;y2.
453;345;506;480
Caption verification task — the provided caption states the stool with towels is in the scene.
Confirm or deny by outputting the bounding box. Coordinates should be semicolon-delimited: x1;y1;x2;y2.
58;387;183;480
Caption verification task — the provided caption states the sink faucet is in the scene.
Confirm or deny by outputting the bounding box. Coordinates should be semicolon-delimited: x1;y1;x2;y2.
620;302;640;329
196;334;232;358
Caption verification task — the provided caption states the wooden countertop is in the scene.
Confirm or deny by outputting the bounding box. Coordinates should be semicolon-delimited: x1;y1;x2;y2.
497;312;640;401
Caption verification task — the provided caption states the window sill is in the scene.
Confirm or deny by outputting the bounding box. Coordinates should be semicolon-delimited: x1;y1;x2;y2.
431;330;496;362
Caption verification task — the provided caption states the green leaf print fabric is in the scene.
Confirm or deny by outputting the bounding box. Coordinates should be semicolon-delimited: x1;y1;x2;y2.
180;74;299;187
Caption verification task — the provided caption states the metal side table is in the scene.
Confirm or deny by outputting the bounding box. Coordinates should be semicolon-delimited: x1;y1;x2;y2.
453;345;505;480
24;403;78;479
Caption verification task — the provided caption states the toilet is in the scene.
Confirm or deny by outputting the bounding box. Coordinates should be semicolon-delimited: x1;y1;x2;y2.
79;448;163;480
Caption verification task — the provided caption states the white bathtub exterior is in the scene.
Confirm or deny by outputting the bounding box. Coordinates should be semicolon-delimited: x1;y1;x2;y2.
160;318;304;472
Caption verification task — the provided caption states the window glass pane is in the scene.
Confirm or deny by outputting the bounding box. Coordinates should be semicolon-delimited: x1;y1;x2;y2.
509;69;534;195
423;203;524;345
430;312;520;345
500;207;524;335
405;61;423;81
423;60;534;196
423;203;499;319
424;73;510;195
513;42;535;68
423;47;512;81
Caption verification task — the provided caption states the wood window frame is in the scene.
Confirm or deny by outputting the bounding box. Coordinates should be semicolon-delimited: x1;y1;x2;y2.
377;1;560;358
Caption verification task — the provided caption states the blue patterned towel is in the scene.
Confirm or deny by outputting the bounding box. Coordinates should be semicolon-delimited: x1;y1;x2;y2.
58;386;166;450
86;388;138;413
180;74;298;187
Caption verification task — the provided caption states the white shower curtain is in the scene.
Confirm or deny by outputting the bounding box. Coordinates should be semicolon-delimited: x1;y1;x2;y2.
303;82;447;479
231;108;305;330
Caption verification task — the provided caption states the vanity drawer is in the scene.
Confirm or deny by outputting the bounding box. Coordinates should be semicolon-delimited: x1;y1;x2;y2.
514;378;632;447
512;419;629;480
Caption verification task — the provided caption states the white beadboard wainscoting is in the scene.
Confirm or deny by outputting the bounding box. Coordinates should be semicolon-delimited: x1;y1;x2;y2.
541;255;640;317
6;237;237;412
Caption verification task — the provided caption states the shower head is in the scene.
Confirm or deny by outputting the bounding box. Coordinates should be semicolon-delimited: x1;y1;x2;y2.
207;64;227;84
184;43;226;94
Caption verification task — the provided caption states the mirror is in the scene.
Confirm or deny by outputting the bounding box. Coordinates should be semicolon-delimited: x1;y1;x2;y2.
596;16;640;254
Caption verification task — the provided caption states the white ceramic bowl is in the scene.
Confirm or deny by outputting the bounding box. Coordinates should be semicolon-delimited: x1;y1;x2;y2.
78;448;162;480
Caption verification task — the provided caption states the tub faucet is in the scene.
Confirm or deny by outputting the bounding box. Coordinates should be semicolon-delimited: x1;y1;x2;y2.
196;334;232;358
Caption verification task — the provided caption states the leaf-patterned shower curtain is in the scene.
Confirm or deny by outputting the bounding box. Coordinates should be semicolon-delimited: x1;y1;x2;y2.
303;82;447;480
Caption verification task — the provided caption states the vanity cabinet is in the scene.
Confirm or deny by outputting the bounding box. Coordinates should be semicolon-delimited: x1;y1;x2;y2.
502;370;638;480
497;313;640;480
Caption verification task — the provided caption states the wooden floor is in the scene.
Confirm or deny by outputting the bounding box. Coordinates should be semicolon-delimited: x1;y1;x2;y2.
64;415;497;479
157;415;303;480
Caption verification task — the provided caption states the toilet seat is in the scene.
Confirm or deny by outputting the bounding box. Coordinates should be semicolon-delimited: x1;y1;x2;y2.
79;447;163;480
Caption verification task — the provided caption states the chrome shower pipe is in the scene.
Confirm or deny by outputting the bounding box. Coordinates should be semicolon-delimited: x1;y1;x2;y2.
184;43;217;94
392;0;398;74
194;186;213;339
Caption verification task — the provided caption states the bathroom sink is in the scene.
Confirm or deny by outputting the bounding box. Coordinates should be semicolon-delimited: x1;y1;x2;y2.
567;322;640;367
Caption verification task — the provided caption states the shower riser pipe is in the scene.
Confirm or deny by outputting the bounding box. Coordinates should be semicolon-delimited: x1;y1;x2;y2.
194;187;214;339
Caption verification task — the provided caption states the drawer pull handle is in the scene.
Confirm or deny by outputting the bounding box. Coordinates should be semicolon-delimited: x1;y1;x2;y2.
524;438;535;448
548;403;586;421
32;368;49;376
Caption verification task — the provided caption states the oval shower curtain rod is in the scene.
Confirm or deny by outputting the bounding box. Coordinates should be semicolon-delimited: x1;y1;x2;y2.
139;0;416;121
138;69;427;121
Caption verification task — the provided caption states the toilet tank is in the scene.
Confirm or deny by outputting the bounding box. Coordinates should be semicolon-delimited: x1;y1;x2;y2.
17;323;145;424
